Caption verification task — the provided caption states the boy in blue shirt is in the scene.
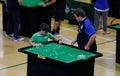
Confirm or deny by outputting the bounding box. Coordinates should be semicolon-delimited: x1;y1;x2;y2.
71;8;97;76
71;8;97;51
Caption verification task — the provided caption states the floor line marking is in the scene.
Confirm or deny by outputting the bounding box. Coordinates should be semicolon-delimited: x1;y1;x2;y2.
97;35;113;41
60;27;115;41
0;62;27;70
97;49;115;54
95;60;120;69
97;39;116;45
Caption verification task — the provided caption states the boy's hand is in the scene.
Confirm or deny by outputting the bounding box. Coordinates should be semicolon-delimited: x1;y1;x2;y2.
40;3;47;7
71;40;77;45
31;43;37;47
58;39;62;44
84;45;90;50
30;43;40;47
18;0;22;4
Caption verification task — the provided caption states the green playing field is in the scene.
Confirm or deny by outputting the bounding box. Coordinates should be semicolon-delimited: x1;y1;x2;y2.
112;24;120;29
20;0;44;7
23;42;99;63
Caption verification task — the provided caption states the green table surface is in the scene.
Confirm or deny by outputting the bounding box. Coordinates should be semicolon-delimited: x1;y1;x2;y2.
108;24;120;29
112;24;120;29
20;42;102;63
20;0;44;7
0;0;44;7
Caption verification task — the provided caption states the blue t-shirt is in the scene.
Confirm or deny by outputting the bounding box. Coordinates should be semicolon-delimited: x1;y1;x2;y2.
94;0;109;11
78;18;95;37
77;18;96;51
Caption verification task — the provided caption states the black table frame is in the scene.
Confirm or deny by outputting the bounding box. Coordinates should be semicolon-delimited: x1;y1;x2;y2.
108;24;120;63
18;41;103;76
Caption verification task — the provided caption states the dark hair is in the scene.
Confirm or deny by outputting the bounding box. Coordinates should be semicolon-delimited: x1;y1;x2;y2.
40;23;50;32
73;8;86;17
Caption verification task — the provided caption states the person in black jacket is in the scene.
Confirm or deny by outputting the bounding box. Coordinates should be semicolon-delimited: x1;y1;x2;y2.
5;0;24;41
51;0;66;35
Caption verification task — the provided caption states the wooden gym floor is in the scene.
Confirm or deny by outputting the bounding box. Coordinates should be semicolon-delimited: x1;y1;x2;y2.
0;1;120;76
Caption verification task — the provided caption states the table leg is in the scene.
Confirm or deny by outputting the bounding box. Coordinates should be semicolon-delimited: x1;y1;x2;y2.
116;30;120;63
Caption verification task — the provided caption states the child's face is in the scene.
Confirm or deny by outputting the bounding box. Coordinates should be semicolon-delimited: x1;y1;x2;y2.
40;30;46;35
74;14;82;22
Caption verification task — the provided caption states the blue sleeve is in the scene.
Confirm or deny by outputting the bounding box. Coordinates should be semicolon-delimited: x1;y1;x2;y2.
84;19;96;36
